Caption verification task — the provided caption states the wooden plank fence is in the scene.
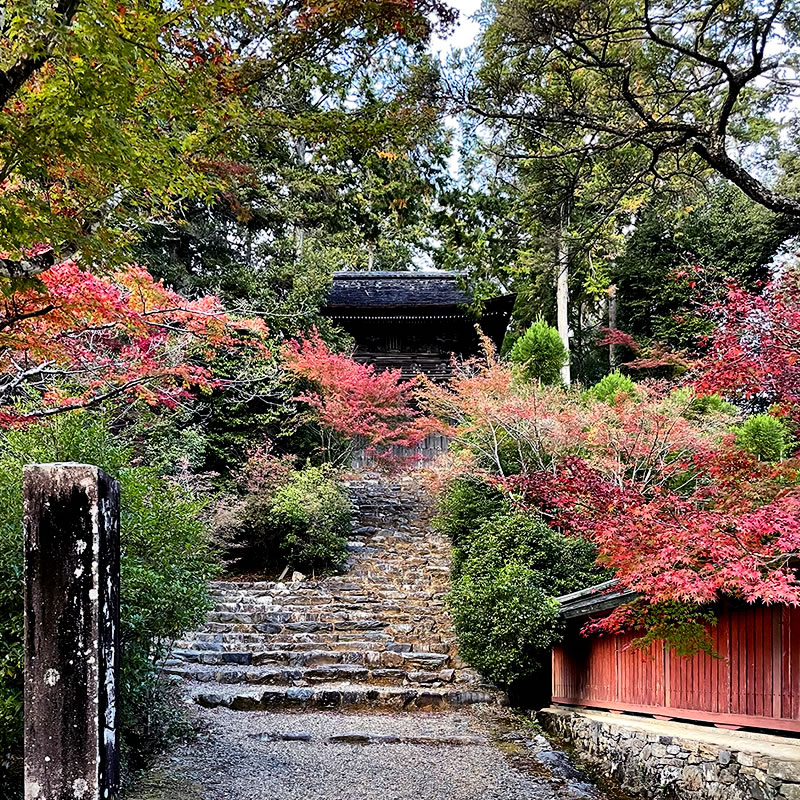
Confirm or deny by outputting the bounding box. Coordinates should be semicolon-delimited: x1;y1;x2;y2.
552;602;800;733
349;432;450;470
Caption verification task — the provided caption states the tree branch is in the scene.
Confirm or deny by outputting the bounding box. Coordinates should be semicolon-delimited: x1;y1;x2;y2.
0;0;82;109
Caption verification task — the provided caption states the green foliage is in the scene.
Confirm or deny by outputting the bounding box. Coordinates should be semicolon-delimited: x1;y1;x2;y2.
735;414;794;462
449;564;562;687
270;466;351;571
433;477;510;555
233;464;351;573
612;188;797;349
627;601;718;658
0;414;217;785
686;392;738;418
455;511;606;595
439;482;607;689
140;59;452;331
510;320;568;385
584;371;638;404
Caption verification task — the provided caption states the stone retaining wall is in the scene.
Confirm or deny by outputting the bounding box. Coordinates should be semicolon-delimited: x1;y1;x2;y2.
539;706;800;800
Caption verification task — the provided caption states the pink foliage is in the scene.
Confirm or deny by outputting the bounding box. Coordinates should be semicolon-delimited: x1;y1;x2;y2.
693;268;800;416
0;260;269;424
282;332;440;464
420;340;800;621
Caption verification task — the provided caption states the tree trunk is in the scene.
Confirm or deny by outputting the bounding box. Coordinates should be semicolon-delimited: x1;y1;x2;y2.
608;283;618;369
294;136;307;260
556;207;571;386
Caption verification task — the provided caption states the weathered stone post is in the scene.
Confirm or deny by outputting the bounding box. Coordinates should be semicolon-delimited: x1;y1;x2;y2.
23;463;121;800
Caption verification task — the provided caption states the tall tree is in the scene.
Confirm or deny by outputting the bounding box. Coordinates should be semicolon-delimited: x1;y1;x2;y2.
0;0;456;278
472;0;800;216
136;49;453;336
439;37;645;382
612;183;799;350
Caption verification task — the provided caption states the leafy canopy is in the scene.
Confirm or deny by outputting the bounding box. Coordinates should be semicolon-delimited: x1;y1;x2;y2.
474;0;800;216
0;0;456;276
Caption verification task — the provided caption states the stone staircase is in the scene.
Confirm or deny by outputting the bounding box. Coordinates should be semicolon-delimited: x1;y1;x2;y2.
164;476;502;712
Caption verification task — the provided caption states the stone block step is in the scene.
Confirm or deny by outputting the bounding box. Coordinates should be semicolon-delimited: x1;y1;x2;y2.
185;682;502;712
173;637;393;653
164;661;466;688
173;635;452;655
165;650;455;683
196;621;446;639
210;602;444;617
167;648;452;670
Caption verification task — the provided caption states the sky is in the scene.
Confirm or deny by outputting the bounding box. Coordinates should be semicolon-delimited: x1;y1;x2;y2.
430;0;482;55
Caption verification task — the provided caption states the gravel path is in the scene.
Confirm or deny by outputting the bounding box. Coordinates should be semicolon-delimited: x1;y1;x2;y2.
125;706;609;800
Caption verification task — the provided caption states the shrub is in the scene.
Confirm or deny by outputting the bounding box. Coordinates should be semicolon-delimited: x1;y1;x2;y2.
434;477;509;548
231;463;351;574
687;392;737;417
584;370;638;404
446;508;607;690
0;414;217;789
449;563;562;687
735;413;793;461
509;320;568;385
269;466;351;571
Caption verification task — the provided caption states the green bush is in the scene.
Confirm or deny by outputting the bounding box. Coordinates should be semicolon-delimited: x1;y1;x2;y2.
449;563;561;686
445;504;607;690
510;320;568;385
667;387;737;419
687;392;737;417
735;413;793;461
270;466;351;570
433;477;509;550
0;414;217;788
233;464;350;573
584;370;638;404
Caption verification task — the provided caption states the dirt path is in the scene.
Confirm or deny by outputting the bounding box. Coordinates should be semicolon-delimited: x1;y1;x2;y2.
124;706;608;800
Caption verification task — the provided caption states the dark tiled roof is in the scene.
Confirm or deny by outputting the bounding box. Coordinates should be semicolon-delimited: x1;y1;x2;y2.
325;271;471;309
556;580;638;620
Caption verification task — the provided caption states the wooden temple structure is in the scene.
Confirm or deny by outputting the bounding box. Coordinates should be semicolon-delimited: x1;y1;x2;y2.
322;271;515;379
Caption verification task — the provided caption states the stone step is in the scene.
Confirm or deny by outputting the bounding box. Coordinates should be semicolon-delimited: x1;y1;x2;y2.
168;648;452;670
211;591;447;603
209;601;446;616
209;572;449;593
171;478;499;713
198;618;444;635
165;662;465;687
173;635;452;654
173;637;392;652
195;623;450;644
185;683;502;712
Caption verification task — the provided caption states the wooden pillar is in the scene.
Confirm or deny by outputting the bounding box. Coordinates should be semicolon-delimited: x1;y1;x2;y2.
23;463;121;800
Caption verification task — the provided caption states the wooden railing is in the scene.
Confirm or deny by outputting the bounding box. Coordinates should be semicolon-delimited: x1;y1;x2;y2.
552;602;800;733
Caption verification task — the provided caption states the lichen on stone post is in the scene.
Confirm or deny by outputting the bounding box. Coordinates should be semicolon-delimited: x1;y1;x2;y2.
23;463;121;800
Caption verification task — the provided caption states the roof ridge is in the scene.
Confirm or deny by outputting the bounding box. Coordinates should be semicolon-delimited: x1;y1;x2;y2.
331;271;464;279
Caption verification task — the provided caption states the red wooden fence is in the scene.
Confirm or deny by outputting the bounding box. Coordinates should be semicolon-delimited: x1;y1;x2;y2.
552;602;800;733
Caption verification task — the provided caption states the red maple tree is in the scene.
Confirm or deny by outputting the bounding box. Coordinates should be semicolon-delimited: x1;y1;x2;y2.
420;341;800;625
282;331;439;465
694;267;800;419
0;261;269;425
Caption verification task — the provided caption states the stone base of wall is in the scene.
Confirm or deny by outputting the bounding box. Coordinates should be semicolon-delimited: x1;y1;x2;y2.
538;706;800;800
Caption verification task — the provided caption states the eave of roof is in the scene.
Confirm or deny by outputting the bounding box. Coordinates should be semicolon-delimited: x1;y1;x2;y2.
556;579;638;620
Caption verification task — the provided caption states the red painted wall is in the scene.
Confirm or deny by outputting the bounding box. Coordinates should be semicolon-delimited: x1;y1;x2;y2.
552;603;800;733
